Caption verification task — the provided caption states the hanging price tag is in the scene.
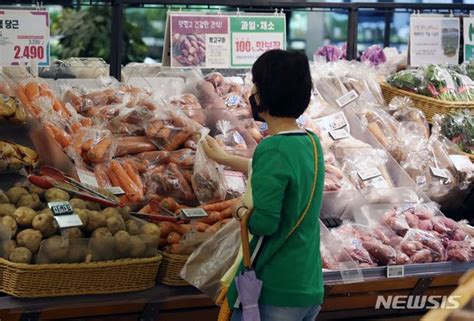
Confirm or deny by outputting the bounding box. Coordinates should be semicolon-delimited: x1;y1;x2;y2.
0;9;50;66
430;167;449;180
48;201;83;229
313;111;349;134
336;90;359;108
387;265;405;278
77;169;99;188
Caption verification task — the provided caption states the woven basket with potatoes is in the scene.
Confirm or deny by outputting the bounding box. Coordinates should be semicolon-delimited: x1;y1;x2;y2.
0;184;161;298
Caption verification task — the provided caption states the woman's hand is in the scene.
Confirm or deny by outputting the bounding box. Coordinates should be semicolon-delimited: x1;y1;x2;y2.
202;136;229;164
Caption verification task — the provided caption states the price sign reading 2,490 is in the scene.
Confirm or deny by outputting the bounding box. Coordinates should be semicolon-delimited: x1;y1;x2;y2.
0;9;50;66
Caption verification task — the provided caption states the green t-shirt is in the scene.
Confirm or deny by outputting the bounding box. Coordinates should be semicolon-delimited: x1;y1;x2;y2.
228;131;325;308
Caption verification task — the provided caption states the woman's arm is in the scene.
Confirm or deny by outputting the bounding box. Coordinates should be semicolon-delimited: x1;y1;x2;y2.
202;136;250;174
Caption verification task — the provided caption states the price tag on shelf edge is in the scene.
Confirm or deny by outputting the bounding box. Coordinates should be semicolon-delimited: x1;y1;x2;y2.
387;265;405;278
48;201;82;229
0;9;50;66
313;111;349;134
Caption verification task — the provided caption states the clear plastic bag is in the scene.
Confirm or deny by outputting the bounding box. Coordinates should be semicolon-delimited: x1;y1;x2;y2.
192;132;227;205
215;120;248;153
400;229;446;263
70;127;117;164
107;106;154;136
180;218;241;301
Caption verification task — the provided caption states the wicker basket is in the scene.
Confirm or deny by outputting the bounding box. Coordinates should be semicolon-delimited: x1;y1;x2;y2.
157;251;190;286
0;255;161;298
380;82;474;123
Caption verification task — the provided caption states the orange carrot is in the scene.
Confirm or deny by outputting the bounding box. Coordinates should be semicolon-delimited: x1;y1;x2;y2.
123;160;143;192
179;224;192;234
45;123;72;148
161;197;180;212
87;137;113;163
109;160;140;201
219;207;233;220
205;221;224;233
94;164;111;187
197;211;220;225
169;244;181;254
158;221;183;237
193;222;210;232
200;198;239;212
25;82;40;101
167;232;182;245
139;204;152;214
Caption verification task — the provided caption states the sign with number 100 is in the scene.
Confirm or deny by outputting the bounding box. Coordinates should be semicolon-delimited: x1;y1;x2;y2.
0;9;50;66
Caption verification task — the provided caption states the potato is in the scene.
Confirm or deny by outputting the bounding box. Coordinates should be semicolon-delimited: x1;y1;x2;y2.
67;240;88;263
114;230;131;255
129;235;146;258
0;191;10;204
45;188;70;202
106;216;125;234
70;198;86;210
16;229;43;253
125;220;140;235
0;204;16;217
1;240;17;259
62;227;83;239
85;201;101;211
6;187;29;205
141;223;161;238
85;210;106;232
9;247;32;264
32;212;57;237
41;236;69;262
17;194;42;210
102;207;120;219
27;184;45;199
13;207;37;227
91;227;112;239
74;208;88;227
0;216;18;236
89;237;116;261
118;206;131;221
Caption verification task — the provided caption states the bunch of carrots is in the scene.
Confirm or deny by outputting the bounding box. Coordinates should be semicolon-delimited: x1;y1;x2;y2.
95;159;146;203
139;197;240;255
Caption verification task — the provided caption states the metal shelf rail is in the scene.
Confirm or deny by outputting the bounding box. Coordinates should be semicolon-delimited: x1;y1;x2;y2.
3;1;474;78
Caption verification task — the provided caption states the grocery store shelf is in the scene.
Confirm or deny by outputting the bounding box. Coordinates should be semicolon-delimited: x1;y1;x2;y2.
323;262;474;285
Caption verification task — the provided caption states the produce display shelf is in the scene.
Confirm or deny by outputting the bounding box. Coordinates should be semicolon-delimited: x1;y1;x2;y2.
323;262;474;285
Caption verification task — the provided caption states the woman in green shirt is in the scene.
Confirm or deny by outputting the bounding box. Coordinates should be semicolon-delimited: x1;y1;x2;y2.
203;50;325;321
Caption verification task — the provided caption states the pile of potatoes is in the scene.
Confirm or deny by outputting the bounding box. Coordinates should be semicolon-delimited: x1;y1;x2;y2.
0;184;161;264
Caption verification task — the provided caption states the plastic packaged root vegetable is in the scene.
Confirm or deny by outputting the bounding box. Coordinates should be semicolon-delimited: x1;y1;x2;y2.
99;159;145;203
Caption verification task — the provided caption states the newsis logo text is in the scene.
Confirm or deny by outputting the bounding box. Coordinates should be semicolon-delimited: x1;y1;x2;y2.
375;295;461;310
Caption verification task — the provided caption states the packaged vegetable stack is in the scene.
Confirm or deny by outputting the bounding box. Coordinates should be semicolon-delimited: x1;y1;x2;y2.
328;203;473;268
432;110;473;156
387;64;474;102
0;141;39;174
0;184;160;264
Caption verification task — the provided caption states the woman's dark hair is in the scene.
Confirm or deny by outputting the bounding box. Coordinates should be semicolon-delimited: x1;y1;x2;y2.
251;50;312;119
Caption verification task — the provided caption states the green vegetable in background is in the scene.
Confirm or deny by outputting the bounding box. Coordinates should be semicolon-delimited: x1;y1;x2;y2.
387;69;423;92
56;7;148;64
440;110;474;154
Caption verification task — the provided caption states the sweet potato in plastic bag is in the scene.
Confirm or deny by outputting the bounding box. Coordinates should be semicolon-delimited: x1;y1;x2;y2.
401;229;446;262
192;133;227;205
331;224;377;267
215;120;247;152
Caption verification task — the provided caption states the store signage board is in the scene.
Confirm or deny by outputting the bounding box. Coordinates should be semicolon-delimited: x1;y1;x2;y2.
464;17;474;61
0;9;50;67
164;12;285;68
409;15;460;66
230;15;286;67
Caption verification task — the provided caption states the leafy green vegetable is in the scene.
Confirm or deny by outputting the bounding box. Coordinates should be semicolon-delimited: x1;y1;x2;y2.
440;110;474;154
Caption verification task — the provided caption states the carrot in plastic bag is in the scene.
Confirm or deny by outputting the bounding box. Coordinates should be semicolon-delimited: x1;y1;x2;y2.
87;137;113;163
45;123;72;148
123;160;144;194
25;82;40;101
109;160;141;201
94;164;111;187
